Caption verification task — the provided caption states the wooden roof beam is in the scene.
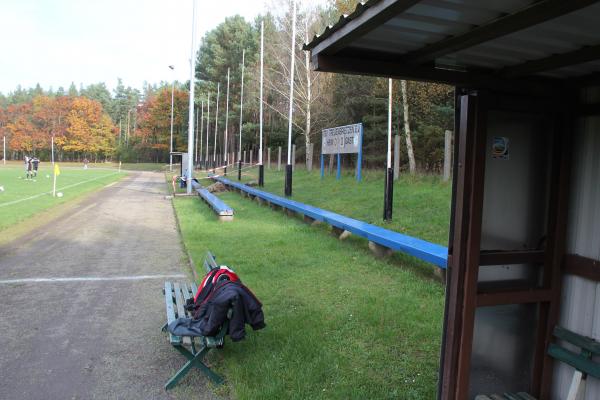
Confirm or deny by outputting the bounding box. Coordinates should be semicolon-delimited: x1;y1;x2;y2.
501;44;600;78
401;0;600;65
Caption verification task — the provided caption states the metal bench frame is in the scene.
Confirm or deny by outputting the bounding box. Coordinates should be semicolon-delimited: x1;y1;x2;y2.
162;252;230;390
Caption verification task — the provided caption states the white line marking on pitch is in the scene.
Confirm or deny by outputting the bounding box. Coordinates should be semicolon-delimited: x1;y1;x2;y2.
0;172;120;208
0;274;186;284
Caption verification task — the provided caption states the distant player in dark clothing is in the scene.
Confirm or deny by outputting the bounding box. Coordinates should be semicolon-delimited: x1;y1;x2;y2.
32;157;40;177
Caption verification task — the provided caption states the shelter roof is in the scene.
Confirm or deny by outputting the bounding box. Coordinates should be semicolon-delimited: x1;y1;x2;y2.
304;0;600;86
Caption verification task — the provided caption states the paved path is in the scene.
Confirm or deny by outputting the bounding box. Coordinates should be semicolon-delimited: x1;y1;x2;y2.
0;172;217;400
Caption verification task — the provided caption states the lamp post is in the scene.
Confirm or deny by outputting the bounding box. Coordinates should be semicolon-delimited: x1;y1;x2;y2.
168;65;175;172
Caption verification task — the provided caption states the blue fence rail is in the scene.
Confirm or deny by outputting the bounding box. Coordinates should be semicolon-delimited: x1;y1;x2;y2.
191;180;234;219
212;176;448;268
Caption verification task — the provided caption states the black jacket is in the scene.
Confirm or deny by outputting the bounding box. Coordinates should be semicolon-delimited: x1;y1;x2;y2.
168;281;265;342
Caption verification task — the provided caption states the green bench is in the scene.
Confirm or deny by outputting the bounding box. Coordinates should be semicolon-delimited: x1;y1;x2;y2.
476;326;600;400
161;252;231;390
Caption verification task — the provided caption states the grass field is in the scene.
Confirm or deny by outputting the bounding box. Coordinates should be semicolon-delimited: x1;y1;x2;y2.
0;164;126;232
174;194;445;399
173;167;451;399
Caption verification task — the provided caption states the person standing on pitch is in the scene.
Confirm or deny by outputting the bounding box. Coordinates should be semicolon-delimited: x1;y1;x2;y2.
32;157;40;177
24;156;29;179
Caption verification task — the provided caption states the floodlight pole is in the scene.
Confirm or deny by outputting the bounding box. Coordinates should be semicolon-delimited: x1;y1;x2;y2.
384;78;394;221
224;68;230;176
213;83;220;171
186;0;197;195
205;92;210;170
285;0;297;197
238;49;245;180
258;20;265;186
169;65;175;172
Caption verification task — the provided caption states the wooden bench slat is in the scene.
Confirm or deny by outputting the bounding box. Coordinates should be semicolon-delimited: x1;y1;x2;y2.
206;251;218;270
515;392;537;400
173;282;191;345
548;343;600;379
553;326;600;355
164;281;181;345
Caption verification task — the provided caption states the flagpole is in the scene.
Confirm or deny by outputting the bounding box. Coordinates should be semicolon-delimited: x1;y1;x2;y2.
238;49;245;180
205;92;210;170
384;78;394;221
284;0;297;197
224;68;230;175
258;20;265;187
186;0;197;195
213;83;220;171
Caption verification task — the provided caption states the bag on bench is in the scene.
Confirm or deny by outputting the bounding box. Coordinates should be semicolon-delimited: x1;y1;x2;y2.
168;266;265;341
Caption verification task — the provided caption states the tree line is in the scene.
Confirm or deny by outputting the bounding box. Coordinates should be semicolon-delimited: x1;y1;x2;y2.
0;0;453;172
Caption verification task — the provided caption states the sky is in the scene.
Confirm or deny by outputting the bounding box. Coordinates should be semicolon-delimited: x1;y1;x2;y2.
0;0;273;95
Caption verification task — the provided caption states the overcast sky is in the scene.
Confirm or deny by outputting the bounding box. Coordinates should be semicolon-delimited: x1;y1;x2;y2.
0;0;280;95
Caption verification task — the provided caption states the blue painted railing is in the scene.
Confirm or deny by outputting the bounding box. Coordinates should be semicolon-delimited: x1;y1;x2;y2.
213;176;448;268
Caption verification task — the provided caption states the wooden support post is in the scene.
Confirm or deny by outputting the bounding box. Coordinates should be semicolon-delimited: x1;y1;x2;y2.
443;130;452;182
278;146;282;171
394;134;400;180
243;150;246;164
268;147;271;169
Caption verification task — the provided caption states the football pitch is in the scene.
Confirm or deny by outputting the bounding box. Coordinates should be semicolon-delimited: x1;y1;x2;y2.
0;164;126;232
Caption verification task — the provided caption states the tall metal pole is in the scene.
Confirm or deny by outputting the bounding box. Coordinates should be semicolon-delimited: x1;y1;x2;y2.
384;78;394;221
238;49;245;180
169;65;175;171
205;92;210;169
258;21;265;186
284;0;297;197
195;103;200;164
198;100;204;167
224;68;230;175
213;83;220;170
186;0;197;195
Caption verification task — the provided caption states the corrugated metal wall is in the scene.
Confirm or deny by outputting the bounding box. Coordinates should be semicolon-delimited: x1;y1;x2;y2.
552;87;600;399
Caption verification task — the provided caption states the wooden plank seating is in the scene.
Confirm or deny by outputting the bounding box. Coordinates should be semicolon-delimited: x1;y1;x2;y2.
476;326;600;400
212;176;448;268
190;180;234;221
161;252;230;389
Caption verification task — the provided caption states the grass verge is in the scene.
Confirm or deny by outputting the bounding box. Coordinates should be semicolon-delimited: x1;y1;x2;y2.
173;192;445;399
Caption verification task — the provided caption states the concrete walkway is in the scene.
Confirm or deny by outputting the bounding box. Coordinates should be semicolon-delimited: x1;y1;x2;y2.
0;172;217;400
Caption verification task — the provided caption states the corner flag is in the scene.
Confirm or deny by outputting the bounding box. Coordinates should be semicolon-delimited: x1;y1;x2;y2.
53;163;60;197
